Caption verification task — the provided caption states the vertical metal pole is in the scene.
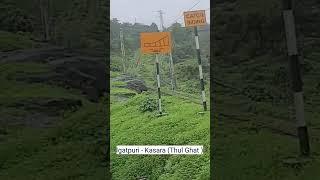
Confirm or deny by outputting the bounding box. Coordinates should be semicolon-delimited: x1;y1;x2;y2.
158;10;176;92
282;0;310;156
158;10;165;31
120;28;126;73
194;26;207;111
169;52;176;91
156;54;162;114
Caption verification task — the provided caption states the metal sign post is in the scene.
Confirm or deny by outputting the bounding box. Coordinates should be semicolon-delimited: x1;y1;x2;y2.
282;0;310;156
184;10;208;111
194;26;207;111
140;32;172;115
155;54;162;114
120;28;126;73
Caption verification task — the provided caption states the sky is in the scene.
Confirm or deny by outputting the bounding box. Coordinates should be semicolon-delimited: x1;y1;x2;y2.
110;0;210;27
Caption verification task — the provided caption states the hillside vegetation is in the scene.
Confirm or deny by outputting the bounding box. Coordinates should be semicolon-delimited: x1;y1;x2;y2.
110;17;211;179
213;0;320;179
0;1;108;179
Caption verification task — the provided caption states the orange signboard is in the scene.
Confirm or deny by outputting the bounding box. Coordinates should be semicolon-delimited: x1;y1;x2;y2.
183;10;207;27
140;32;172;54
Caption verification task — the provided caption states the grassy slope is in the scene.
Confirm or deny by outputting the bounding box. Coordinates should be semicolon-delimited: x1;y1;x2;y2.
0;31;33;51
111;93;210;179
0;33;107;179
0;103;107;180
214;49;320;179
214;102;320;180
110;52;210;179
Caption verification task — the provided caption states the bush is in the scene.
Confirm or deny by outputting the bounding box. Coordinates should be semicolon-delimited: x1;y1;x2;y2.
139;97;158;112
0;4;34;33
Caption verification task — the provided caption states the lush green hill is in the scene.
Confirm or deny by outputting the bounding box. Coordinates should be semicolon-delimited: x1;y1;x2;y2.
110;13;211;178
0;15;110;177
110;74;210;179
0;62;107;179
213;0;320;179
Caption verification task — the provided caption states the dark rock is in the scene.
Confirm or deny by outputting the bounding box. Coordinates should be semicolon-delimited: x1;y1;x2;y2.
113;75;148;93
7;98;82;115
0;98;82;128
0;47;69;63
4;47;108;102
126;80;148;93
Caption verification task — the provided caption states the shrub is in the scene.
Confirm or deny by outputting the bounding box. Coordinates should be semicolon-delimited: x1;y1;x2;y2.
139;97;158;112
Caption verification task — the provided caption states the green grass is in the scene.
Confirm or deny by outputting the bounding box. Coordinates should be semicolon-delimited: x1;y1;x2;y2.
213;46;320;179
0;63;85;101
110;92;210;180
214;105;320;180
110;52;210;179
111;80;127;87
110;87;137;104
0;31;34;51
0;102;107;180
0;62;107;179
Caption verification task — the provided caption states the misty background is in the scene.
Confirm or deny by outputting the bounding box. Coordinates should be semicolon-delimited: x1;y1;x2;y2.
111;0;210;27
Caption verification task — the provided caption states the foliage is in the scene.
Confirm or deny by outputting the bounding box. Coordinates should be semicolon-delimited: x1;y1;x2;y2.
0;31;33;51
109;51;210;178
111;94;210;179
0;62;107;179
0;0;107;50
0;1;34;33
139;96;158;112
213;1;320;179
213;0;284;58
110;20;210;66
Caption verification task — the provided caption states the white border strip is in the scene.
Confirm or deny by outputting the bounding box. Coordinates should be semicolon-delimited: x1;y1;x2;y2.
294;92;306;127
283;10;298;56
195;36;200;49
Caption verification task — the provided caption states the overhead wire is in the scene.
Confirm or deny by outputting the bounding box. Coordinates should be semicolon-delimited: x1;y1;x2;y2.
169;0;201;25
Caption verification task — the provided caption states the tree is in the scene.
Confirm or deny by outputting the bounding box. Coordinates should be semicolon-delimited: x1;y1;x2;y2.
149;22;158;32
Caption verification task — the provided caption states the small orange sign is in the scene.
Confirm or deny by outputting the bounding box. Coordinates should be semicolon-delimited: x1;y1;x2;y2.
183;10;207;27
140;32;172;54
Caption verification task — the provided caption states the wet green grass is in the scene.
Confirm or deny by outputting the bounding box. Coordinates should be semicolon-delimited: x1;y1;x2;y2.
213;49;320;179
0;31;33;51
111;92;210;180
0;61;107;179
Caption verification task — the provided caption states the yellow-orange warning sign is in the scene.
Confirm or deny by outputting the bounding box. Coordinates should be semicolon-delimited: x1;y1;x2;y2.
140;32;172;54
183;10;207;27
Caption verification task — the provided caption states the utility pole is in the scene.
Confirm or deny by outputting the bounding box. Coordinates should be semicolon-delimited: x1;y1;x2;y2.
120;28;126;73
156;54;162;114
169;51;177;90
282;0;310;156
158;10;176;91
158;10;165;31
